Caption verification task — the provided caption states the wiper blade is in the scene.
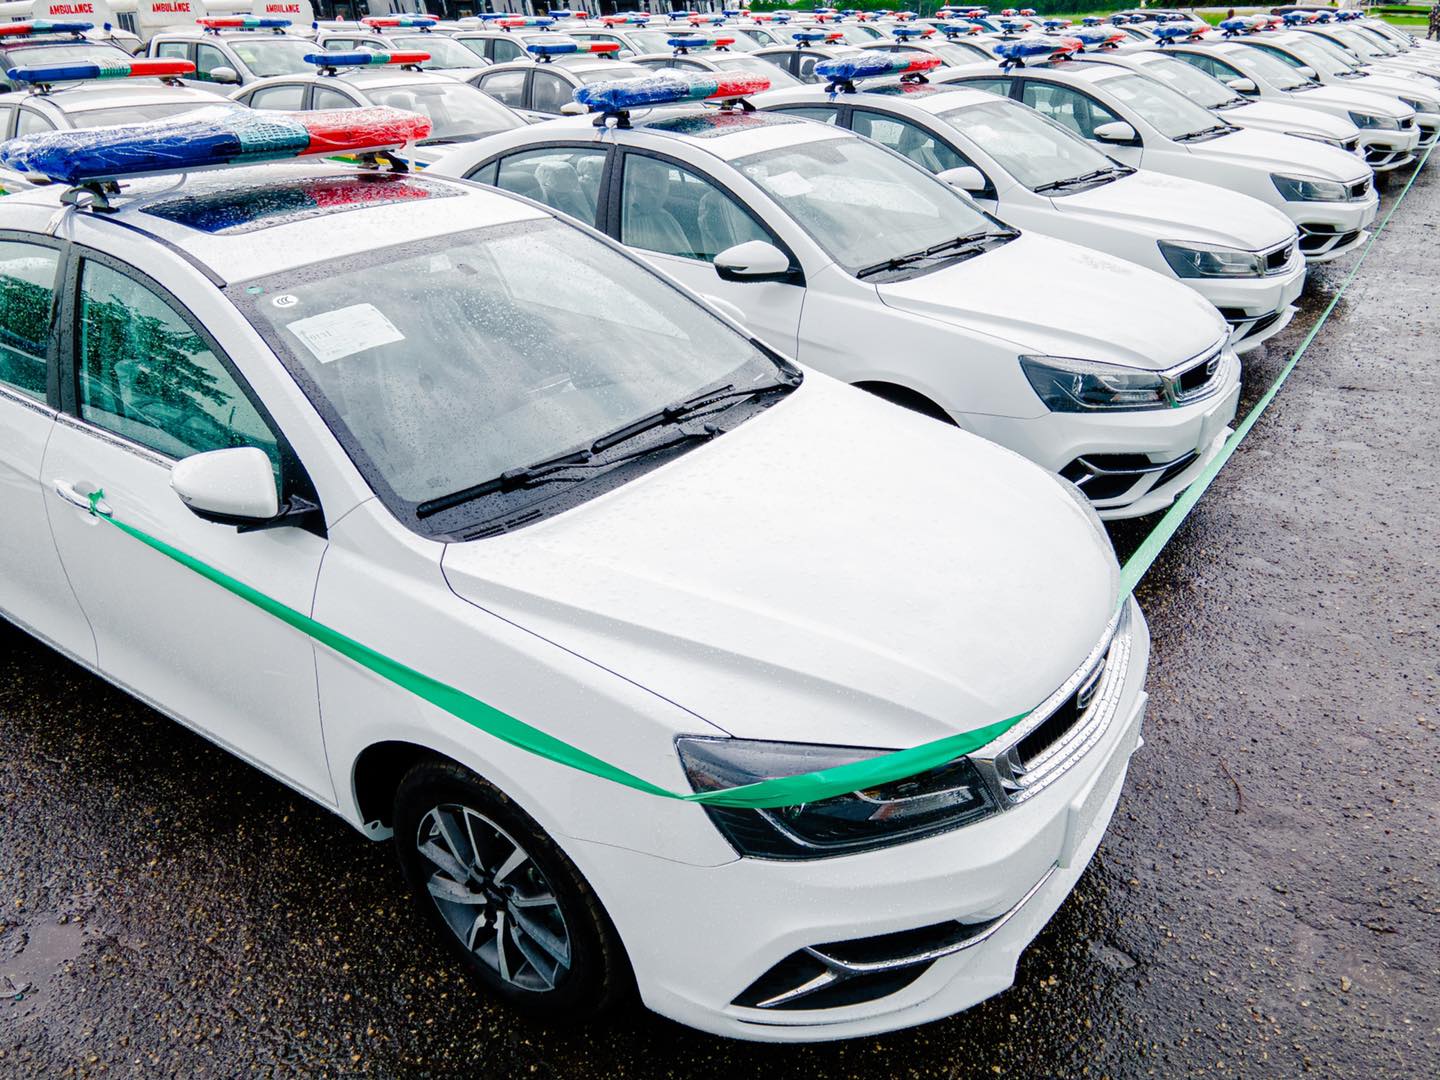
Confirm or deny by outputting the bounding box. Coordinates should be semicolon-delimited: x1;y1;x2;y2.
854;231;998;278
414;376;799;519
1173;123;1233;142
1032;166;1130;193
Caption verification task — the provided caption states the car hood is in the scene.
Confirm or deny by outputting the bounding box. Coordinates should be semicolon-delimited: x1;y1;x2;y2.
1228;98;1358;139
875;232;1226;370
1290;82;1413;120
1188;124;1370;183
1349;73;1440;109
1053;170;1296;249
441;375;1119;748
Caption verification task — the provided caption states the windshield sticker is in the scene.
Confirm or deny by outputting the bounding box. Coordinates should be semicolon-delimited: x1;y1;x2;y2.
765;170;814;198
286;303;404;364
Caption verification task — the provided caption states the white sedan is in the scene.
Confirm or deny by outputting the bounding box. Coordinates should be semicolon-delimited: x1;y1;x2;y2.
0;105;1148;1042
432;71;1243;520
759;70;1305;351
936;52;1380;261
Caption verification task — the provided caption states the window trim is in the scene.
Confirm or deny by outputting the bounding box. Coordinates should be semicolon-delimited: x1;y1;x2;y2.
59;245;323;532
307;82;363;111
610;146;806;285
488;142;613;230
0;229;67;411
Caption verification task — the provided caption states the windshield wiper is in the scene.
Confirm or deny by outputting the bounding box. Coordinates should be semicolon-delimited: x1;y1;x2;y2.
415;376;800;519
1032;166;1131;193
854;230;1010;278
1173;123;1235;142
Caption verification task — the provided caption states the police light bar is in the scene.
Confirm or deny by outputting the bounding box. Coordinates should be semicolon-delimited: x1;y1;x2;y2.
1218;17;1250;36
1019;8;1036;14
1071;26;1123;49
792;29;829;42
360;16;438;29
771;14;792;25
893;26;935;39
573;69;770;119
1041;18;1070;29
197;16;291;30
665;10;697;18
306;50;430;68
547;9;586;17
687;13;726;24
0;19;93;37
6;57;195;85
1153;25;1194;42
600;13;649;25
996;34;1080;68
668;35;733;51
894;11;917;21
497;16;555;29
935;21;976;37
814;51;940;88
528;38;617;58
1337;11;1363;21
0;105;432;186
1081;16;1101;26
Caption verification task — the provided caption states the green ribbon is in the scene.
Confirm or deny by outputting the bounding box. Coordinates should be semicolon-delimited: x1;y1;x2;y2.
79;144;1430;810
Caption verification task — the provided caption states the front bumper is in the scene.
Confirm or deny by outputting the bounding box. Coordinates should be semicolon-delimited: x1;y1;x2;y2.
1358;123;1421;170
961;347;1242;521
1184;246;1305;352
1284;185;1380;261
566;600;1151;1042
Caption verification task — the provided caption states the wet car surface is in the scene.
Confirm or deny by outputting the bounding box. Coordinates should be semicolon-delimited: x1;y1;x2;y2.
1;165;1437;1077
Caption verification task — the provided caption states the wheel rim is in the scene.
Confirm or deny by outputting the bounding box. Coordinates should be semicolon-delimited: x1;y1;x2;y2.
416;804;572;992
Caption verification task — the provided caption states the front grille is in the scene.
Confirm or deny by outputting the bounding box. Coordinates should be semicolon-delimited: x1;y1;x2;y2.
1401;116;1416;129
1349;178;1370;200
1263;242;1294;274
1343;137;1360;152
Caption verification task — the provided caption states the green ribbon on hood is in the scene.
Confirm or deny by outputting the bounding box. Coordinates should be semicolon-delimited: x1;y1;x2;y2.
78;143;1430;810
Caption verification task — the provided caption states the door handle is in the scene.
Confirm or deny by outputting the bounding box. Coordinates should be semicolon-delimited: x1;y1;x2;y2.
53;480;109;515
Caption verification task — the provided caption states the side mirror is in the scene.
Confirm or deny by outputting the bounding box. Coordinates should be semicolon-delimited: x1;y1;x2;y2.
171;447;280;528
714;240;794;283
1093;120;1138;144
1297;65;1317;79
560;101;588;115
1226;77;1258;94
208;65;241;85
935;165;987;193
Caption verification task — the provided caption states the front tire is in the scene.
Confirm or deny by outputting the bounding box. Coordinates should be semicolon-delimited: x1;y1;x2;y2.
393;760;631;1021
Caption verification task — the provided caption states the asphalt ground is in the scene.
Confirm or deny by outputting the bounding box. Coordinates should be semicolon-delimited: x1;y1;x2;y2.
2;161;1437;1077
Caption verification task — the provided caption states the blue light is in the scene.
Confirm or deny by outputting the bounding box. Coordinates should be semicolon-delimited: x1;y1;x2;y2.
668;35;708;49
528;40;580;57
791;30;828;42
1153;25;1194;41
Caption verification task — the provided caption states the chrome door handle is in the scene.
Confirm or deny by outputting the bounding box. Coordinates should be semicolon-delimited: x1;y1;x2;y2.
53;480;108;515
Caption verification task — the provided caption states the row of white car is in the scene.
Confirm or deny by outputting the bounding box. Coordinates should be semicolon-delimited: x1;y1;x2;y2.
0;4;1430;1046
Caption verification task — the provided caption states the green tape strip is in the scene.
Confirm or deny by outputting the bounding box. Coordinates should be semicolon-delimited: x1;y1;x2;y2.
81;147;1429;809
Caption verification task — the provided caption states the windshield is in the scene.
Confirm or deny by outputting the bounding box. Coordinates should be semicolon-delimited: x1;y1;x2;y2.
1332;27;1390;57
1235;44;1316;90
1100;71;1227;139
574;63;651;84
1265;39;1353;78
628;29;689;52
70;99;244;128
1133;53;1241;109
938;97;1121;191
735;135;996;275
362;81;523;143
3;42;130;66
239;220;784;524
1299;35;1367;71
229;37;319;77
713;53;801;86
390;34;485;69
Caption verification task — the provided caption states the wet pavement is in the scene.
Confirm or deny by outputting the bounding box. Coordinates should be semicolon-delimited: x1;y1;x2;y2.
3;163;1438;1078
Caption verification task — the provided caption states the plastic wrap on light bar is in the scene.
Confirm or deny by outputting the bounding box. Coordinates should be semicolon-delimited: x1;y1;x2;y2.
306;50;430;67
6;57;195;83
0;105;432;184
574;69;770;113
995;34;1081;65
497;16;554;28
361;15;438;28
600;13;649;24
815;51;941;82
197;16;291;29
528;38;617;56
0;19;92;36
1071;26;1124;47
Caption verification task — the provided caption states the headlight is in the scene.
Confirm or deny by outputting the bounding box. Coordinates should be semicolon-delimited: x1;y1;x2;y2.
1270;172;1350;201
1157;240;1264;278
1398;97;1434;114
675;737;1000;860
1019;354;1168;412
1348;110;1400;130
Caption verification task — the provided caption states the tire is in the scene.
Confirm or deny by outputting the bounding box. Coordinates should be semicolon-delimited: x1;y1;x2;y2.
393;760;632;1021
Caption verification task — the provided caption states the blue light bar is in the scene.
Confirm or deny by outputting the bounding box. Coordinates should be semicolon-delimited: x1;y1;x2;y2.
667;35;708;49
892;26;928;40
574;69;770;114
1071;26;1117;47
528;39;581;57
814;52;939;83
1153;25;1194;41
1218;17;1250;35
791;30;828;42
995;34;1080;67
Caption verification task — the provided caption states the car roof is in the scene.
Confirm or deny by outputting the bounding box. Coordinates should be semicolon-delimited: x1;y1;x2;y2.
2;83;222;113
2;164;548;282
513;107;850;161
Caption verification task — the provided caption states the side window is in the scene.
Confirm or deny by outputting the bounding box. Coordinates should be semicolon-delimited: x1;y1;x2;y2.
796;51;832;84
951;76;1013;97
76;261;280;472
494;146;607;227
0;242;59;400
194;43;231;82
530;70;575;115
0;104;15;140
478;69;527;109
851;110;969;173
1174;52;1237;80
770;104;840;124
620;154;772;262
312;87;360;110
466;159;499;185
154;41;190;62
15;109;56;136
755;50;797;76
1020;81;1124;141
491;37;526;62
249;83;307;110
